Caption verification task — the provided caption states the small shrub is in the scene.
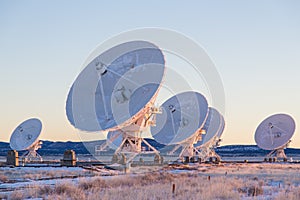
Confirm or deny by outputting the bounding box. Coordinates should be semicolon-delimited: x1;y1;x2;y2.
275;187;300;200
24;173;42;180
238;185;263;197
10;190;25;200
45;170;56;178
54;182;76;195
38;185;53;195
0;174;8;182
79;178;107;190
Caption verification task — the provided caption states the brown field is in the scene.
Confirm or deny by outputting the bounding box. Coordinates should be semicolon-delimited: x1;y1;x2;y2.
1;163;300;200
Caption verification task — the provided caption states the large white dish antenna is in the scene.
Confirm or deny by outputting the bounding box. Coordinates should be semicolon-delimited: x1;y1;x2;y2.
255;114;295;150
151;91;209;145
10;118;42;151
66;41;165;132
194;107;222;148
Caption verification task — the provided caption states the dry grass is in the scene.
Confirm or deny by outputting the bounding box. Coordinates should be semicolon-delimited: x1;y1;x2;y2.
9;190;25;200
0;167;95;182
275;187;300;200
0;174;8;182
79;177;107;190
5;172;269;200
0;194;8;200
3;163;300;199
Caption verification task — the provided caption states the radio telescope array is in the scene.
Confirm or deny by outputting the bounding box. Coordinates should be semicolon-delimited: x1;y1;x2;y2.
9;118;43;162
66;40;226;164
255;113;296;161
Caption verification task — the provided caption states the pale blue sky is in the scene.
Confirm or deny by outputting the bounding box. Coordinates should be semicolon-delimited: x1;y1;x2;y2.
1;1;300;147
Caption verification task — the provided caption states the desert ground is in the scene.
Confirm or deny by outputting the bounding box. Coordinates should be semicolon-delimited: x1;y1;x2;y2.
0;162;300;200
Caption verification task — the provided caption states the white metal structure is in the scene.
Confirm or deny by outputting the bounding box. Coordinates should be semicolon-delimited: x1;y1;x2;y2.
255;113;296;160
10;118;43;161
194;108;225;162
66;41;165;163
151;91;209;159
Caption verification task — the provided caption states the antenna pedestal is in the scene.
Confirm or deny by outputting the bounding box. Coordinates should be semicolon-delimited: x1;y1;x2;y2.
112;132;159;164
168;135;223;163
22;141;43;162
179;143;195;158
98;106;161;164
264;141;290;162
195;138;222;162
167;141;195;159
195;145;221;163
265;148;287;162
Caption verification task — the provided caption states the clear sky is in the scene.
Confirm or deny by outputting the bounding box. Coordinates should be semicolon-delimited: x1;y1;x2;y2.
1;1;300;147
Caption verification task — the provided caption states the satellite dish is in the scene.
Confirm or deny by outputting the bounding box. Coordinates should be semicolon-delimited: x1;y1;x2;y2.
194;108;225;162
67;41;165;163
66;40;165;132
10;118;43;161
217;115;225;138
151;91;209;158
255;113;296;160
194;107;222;148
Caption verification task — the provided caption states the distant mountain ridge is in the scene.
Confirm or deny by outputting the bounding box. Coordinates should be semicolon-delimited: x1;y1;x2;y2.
1;140;300;157
0;139;164;156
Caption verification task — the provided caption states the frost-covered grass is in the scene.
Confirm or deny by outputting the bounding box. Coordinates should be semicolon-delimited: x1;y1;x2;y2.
1;163;300;199
0;167;94;183
0;173;278;199
6;173;243;200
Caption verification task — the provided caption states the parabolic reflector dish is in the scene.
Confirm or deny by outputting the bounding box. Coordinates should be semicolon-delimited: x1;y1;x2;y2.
255;114;295;150
10;118;42;151
66;41;165;132
217;115;225;138
194;107;222;147
151;91;208;145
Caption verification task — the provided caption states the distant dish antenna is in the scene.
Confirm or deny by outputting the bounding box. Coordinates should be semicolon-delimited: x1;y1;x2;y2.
10;118;43;161
66;41;165;163
151;91;209;159
194;108;225;162
255;113;296;161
